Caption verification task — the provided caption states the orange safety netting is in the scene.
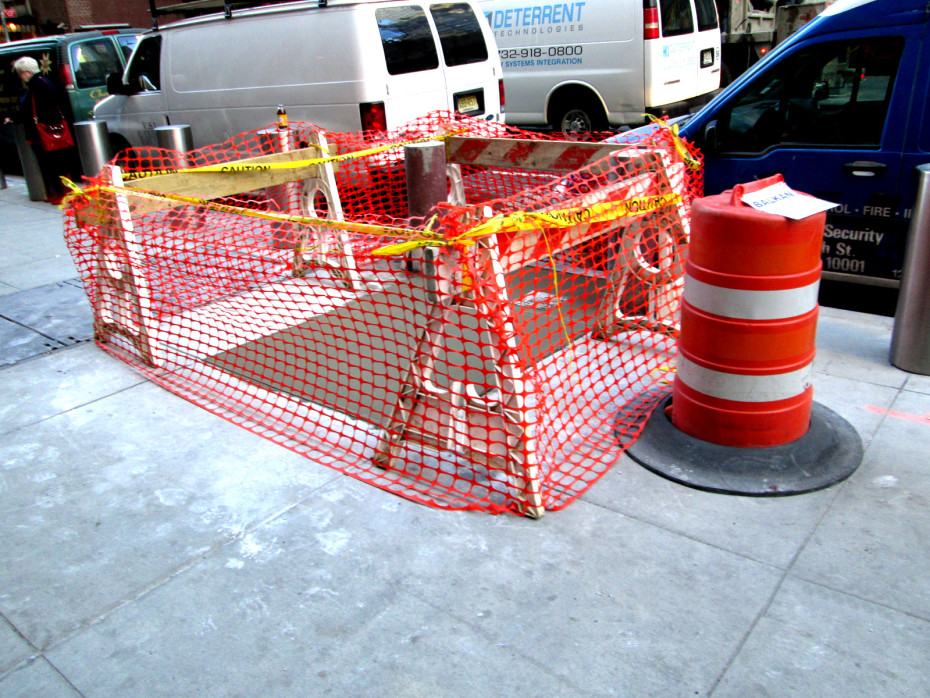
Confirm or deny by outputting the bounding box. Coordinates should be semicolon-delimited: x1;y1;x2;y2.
62;112;702;517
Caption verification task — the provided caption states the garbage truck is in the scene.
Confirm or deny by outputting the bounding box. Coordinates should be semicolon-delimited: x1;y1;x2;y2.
717;0;831;83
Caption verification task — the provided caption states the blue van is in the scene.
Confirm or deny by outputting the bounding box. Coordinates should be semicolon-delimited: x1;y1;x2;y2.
612;0;929;302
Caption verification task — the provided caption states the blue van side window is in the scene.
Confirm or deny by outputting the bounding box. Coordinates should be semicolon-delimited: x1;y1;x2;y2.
377;6;441;75
117;35;140;61
720;36;904;153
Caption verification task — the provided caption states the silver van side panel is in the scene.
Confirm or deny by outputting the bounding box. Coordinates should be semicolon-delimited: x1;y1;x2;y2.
165;8;374;144
484;0;643;125
481;0;720;128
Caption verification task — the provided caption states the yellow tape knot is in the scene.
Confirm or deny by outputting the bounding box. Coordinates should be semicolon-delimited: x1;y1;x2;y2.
643;114;701;172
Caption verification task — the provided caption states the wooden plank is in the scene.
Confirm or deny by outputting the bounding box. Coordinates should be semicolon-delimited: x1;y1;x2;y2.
122;145;328;199
446;136;627;172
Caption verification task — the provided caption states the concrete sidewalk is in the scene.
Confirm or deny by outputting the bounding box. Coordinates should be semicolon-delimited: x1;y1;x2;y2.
1;174;929;696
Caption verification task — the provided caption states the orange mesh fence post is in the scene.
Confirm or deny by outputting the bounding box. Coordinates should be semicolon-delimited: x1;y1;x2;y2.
62;112;702;517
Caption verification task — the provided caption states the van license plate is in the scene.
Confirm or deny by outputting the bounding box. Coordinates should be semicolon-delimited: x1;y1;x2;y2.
457;94;479;112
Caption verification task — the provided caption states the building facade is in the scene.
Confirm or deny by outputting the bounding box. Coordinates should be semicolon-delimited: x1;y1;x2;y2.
1;0;191;40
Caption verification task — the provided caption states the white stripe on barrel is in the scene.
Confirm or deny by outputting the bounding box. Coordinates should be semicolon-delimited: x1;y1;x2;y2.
683;273;820;320
676;355;814;403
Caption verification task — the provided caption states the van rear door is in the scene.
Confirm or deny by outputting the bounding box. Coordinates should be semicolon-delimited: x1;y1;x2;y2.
692;0;721;97
374;3;451;128
644;0;719;109
67;34;138;121
428;2;500;117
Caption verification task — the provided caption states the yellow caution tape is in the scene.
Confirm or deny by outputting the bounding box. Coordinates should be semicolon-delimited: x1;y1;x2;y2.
372;192;681;255
66;179;428;239
446;193;682;246
121;128;467;181
652;363;678;385
63;147;682;259
58;177;86;208
643;114;702;172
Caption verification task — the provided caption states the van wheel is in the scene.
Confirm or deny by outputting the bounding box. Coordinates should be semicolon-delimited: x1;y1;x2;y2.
550;98;607;134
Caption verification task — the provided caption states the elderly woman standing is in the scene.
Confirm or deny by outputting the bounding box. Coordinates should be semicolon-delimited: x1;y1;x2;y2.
12;56;74;204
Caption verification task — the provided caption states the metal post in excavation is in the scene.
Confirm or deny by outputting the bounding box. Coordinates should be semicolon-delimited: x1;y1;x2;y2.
74;120;112;178
406;141;448;219
405;140;448;299
891;163;930;374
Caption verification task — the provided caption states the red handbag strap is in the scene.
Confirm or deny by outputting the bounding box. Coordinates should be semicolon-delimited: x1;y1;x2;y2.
30;84;64;125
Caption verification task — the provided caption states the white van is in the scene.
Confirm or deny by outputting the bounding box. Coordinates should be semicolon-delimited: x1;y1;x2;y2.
480;0;721;132
94;0;504;150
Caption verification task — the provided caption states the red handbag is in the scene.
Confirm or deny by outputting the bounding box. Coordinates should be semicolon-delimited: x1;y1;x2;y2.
31;93;74;152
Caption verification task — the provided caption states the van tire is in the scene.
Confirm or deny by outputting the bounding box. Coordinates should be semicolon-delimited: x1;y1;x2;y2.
549;94;607;134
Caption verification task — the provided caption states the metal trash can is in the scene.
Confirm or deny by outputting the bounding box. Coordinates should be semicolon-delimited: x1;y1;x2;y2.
74;120;112;178
891;163;930;374
12;123;46;201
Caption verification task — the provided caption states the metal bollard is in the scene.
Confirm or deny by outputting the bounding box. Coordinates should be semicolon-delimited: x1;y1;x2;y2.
890;163;930;374
74;120;112;177
255;124;295;218
155;125;193;170
0;167;6;189
12;123;47;201
155;124;193;153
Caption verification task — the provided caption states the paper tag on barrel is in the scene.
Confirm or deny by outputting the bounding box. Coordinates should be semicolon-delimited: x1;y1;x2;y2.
740;181;838;220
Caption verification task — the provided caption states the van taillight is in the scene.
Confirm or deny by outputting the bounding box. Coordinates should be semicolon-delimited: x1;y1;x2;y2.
498;78;505;111
59;64;74;89
360;102;387;132
643;0;660;40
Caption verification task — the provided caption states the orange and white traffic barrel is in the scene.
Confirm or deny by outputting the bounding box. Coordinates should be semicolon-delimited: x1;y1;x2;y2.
671;175;823;447
626;175;863;495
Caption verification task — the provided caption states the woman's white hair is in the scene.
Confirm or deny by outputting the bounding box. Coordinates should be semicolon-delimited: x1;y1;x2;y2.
13;56;40;77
